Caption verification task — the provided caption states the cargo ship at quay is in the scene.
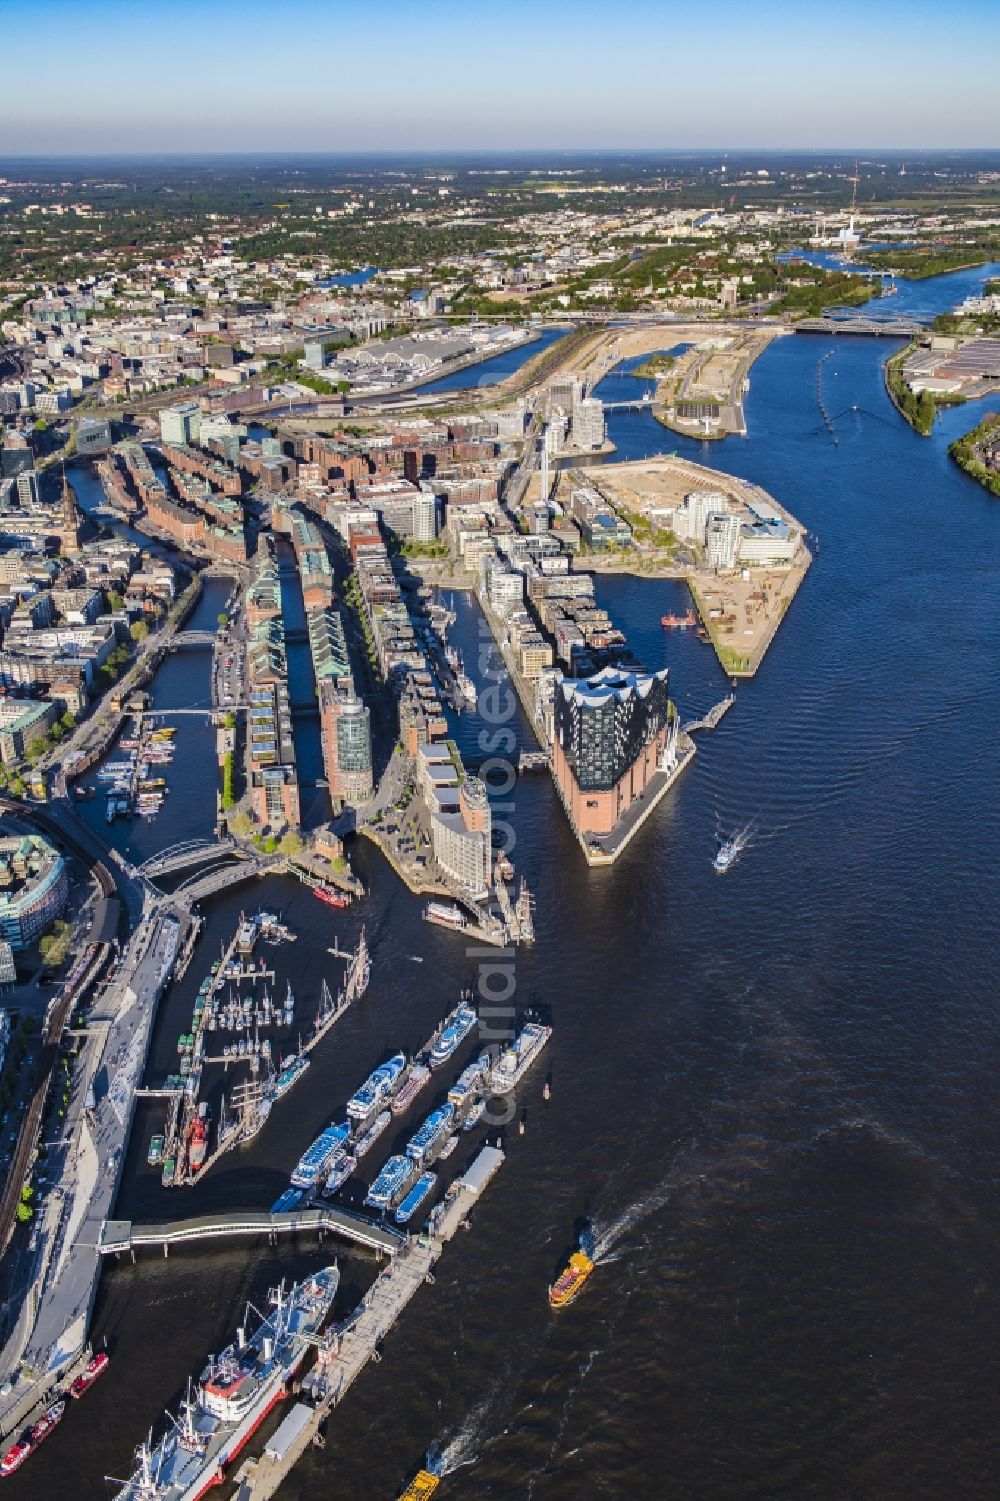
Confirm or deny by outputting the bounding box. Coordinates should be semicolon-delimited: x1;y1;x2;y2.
111;1266;340;1501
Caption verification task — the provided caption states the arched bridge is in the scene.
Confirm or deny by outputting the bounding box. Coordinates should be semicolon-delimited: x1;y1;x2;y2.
174;856;274;905
140;839;246;879
793;315;925;337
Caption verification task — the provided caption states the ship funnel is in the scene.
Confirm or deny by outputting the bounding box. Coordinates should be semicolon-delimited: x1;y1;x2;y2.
237;1325;246;1349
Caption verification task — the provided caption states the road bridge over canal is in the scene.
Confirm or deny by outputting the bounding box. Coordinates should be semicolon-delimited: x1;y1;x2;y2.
169;630;218;648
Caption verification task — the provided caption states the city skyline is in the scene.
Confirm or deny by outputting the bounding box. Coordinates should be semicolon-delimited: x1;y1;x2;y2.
2;0;999;154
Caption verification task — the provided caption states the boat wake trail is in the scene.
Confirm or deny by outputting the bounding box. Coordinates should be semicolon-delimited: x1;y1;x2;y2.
435;1380;507;1476
590;1168;680;1262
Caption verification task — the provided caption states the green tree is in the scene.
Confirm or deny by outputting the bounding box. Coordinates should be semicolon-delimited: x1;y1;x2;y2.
228;809;254;837
916;390;936;433
25;737;48;765
107;590;124;611
39;919;71;968
278;831;302;857
129;619;149;643
217;612;229;627
60;711;76;731
9;774;26;797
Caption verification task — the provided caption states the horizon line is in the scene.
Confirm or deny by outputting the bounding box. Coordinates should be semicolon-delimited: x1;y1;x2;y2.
1;146;999;160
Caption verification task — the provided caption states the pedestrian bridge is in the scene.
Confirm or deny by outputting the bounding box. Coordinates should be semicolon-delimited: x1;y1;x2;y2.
174;858;270;905
601;393;654;411
97;1207;403;1257
140;838;246;879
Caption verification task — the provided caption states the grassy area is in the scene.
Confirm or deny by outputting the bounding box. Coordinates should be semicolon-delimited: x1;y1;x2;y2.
220;750;236;810
400;539;449;559
948;410;1000;497
716;646;752;673
633;352;677;378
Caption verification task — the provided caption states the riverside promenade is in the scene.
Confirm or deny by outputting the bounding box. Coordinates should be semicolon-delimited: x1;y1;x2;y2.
0;901;183;1444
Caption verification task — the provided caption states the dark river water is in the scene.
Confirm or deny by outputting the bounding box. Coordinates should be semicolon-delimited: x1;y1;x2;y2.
21;263;1000;1500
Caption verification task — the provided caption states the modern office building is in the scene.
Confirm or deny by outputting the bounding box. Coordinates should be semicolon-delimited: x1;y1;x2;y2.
319;683;373;804
0;434;35;480
0;832;69;950
413;490;439;542
675;489;728;545
15;470;41;509
431;776;492;897
250;763;301;831
303;339;327;372
75;417;113;457
0;699;59;765
705;511;742;571
159;401;202;447
551;666;671;838
571;396;606;450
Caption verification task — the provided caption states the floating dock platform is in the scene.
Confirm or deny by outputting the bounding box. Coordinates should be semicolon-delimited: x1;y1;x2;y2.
232;1145;505;1501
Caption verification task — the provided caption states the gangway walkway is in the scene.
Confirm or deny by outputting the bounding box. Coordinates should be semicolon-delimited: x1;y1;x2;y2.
97;1206;403;1258
683;694;736;733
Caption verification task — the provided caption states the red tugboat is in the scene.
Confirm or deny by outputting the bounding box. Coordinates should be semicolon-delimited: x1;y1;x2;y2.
186;1109;209;1174
0;1438;32;1476
660;609;696;629
2;1399;68;1471
313;884;351;910
70;1351;109;1398
29;1401;65;1448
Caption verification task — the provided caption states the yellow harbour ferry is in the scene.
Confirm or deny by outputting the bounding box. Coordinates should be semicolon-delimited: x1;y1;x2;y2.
549;1249;594;1308
399;1467;441;1500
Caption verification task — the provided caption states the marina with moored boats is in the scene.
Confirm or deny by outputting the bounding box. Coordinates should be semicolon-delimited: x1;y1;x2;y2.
143;915;372;1189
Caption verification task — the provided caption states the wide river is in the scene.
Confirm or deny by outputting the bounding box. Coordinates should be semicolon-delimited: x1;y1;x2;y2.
23;262;1000;1499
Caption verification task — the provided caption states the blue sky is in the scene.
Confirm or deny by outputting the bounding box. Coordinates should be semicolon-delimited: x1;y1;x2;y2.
1;0;998;153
